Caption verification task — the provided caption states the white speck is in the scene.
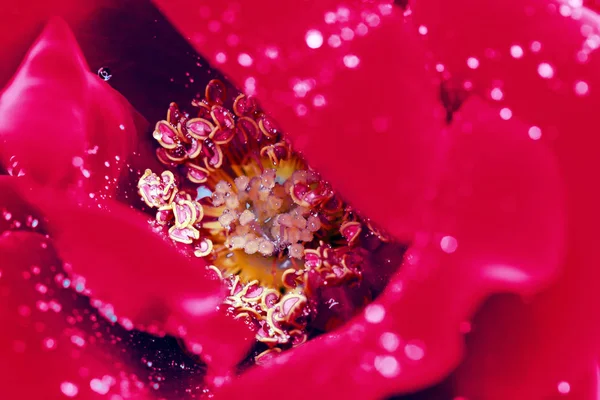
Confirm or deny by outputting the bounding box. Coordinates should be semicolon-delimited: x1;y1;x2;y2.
510;45;524;59
305;30;323;49
418;25;428;35
490;87;504;101
265;47;279;59
537;62;554;79
404;342;425;361
119;124;125;130
341;27;355;41
295;104;308;117
90;378;110;395
557;381;571;394
379;332;400;352
313;94;326;107
574;80;589;96
500;107;513;120
72;157;83;168
467;57;479;69
343;54;360;69
328;35;342;48
237;53;253;67
61;382;79;397
215;52;227;64
324;11;337;24
374;355;401;378
528;126;542;140
531;41;542;53
440;235;458;253
365;304;385;324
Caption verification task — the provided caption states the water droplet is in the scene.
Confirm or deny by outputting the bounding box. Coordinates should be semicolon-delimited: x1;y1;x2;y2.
343;54;360;69
404;342;425;361
374;355;400;378
237;53;253;67
365;304;385;323
537;62;554;79
510;45;524;59
440;235;458;253
557;381;571;394
379;332;400;352
574;80;589;96
305;29;323;49
528;126;542;140
61;382;79;397
500;107;513;120
90;378;110;395
97;67;112;81
467;57;480;69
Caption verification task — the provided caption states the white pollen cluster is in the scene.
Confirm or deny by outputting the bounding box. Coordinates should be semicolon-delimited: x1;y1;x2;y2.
214;169;321;258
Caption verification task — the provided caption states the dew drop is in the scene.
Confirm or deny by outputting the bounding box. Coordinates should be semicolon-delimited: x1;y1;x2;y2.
440;235;458;253
510;45;524;59
557;381;571;394
537;62;554;79
404;342;425;361
500;107;513;120
365;304;385;324
90;378;110;395
528;126;542;140
343;54;360;69
379;332;400;352
466;57;479;69
305;29;323;49
490;87;504;101
374;355;400;378
97;67;112;81
61;382;79;397
574;80;589;96
238;53;253;67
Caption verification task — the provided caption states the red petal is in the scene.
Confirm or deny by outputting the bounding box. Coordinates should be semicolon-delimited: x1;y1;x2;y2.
0;1;103;87
4;177;253;372
153;0;445;242
0;230;152;399
0;18;137;200
413;2;600;396
211;97;564;399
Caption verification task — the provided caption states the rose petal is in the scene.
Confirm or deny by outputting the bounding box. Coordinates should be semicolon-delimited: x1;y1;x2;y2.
153;0;445;242
209;97;563;399
0;18;137;200
0;230;152;399
2;176;253;373
413;1;600;396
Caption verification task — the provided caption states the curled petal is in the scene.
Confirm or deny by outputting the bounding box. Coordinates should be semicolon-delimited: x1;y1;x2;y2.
4;177;253;372
0;230;152;399
153;0;445;242
0;18;136;199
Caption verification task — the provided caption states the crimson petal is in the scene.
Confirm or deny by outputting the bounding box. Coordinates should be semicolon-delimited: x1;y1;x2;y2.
0;18;138;202
153;0;445;242
3;176;253;373
0;230;153;399
209;97;564;399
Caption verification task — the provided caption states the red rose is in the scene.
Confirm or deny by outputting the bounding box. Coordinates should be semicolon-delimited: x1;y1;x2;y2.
1;1;599;399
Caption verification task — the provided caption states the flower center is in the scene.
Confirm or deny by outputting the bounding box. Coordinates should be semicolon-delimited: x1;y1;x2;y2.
138;80;396;364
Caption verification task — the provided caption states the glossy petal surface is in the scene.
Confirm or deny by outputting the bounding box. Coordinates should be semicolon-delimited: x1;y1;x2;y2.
0;18;136;200
0;230;151;399
413;0;600;397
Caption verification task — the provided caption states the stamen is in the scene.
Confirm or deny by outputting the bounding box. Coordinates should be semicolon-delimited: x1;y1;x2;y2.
138;79;396;360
